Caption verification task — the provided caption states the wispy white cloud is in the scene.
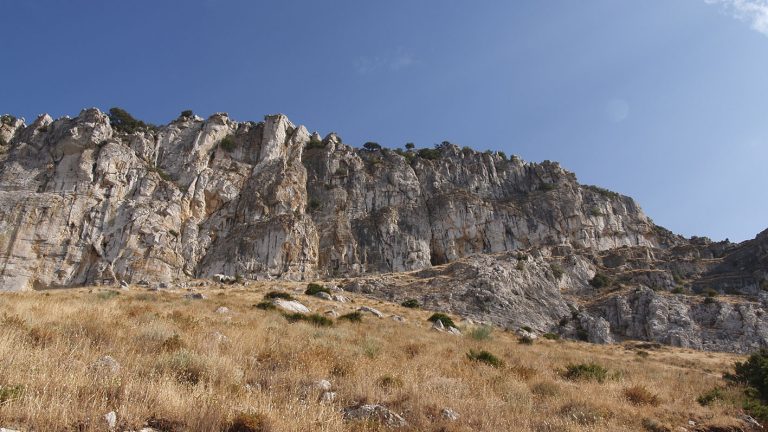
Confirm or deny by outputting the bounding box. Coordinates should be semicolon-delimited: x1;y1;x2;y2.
705;0;768;36
354;48;418;74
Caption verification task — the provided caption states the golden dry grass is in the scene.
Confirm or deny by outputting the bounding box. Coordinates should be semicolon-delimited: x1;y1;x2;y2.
0;282;752;431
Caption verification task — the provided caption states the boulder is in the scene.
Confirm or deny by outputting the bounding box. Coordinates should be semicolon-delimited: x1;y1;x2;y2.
358;306;383;318
342;404;408;428
273;299;310;314
441;408;460;421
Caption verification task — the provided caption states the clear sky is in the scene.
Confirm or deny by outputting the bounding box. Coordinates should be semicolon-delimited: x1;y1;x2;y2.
1;1;766;242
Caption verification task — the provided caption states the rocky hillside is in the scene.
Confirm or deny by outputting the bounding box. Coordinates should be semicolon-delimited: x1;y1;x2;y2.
1;108;766;352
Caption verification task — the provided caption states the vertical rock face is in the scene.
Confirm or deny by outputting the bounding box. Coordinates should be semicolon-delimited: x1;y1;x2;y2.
2;109;768;353
0;109;667;290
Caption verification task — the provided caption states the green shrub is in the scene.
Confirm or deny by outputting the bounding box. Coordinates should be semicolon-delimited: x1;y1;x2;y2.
417;147;441;160
338;311;362;323
305;283;330;296
264;291;295;301
497;151;507;160
363;142;381;151
671;286;685;294
96;290;120;300
521;325;532;333
220;135;236;152
704;288;718;297
427;313;456;328
583;184;620;199
306;198;321;212
160;349;208;384
589;273;611;288
466;349;503;368
306;135;325;149
405;142;415;150
704;296;716;305
542;332;560;340
725;349;768;402
0;114;17;125
108;107;153;134
540;182;556;191
180;110;193;118
563;363;608;383
550;264;564;280
400;299;420;308
0;384;24;404
696;387;725;406
468;325;493;341
283;313;333;327
254;301;276;310
516;253;528;261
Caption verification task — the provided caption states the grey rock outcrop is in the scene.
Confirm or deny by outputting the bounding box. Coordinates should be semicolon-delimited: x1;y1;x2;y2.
342;404;408;428
0;109;665;291
1;108;767;353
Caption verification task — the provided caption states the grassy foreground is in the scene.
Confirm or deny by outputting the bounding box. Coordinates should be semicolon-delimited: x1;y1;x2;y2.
0;282;755;431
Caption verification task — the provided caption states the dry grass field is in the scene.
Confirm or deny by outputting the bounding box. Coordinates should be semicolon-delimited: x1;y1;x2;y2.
0;281;756;431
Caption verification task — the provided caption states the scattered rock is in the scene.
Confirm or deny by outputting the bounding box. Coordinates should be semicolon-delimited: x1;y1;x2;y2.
342;404;408;428
320;391;336;404
739;414;762;429
213;274;235;284
273;299;310;314
215;306;230;314
325;310;339;318
137;280;149;287
315;379;332;391
332;294;349;303
90;356;121;376
358;306;383;318
104;411;116;430
432;320;445;331
119;280;129;289
315;291;333;301
0;428;22;432
516;329;538;341
158;282;168;289
211;331;229;344
447;326;462;336
441;408;460;421
390;315;406;322
184;292;206;300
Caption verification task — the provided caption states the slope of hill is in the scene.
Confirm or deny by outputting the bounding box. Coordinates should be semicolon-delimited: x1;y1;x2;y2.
0;282;758;432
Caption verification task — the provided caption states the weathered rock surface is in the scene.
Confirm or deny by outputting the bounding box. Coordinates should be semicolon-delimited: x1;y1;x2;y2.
342;404;408;427
272;299;310;314
1;109;767;353
0;109;667;291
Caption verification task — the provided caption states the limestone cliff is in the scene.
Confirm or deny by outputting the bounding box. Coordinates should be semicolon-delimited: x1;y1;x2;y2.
0;109;667;290
1;109;766;353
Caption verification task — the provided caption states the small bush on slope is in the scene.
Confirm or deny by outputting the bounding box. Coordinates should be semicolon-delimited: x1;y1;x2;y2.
427;313;456;328
563;363;608;383
466;349;503;368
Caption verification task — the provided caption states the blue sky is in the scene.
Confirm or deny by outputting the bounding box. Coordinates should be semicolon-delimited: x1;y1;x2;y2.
1;0;766;242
